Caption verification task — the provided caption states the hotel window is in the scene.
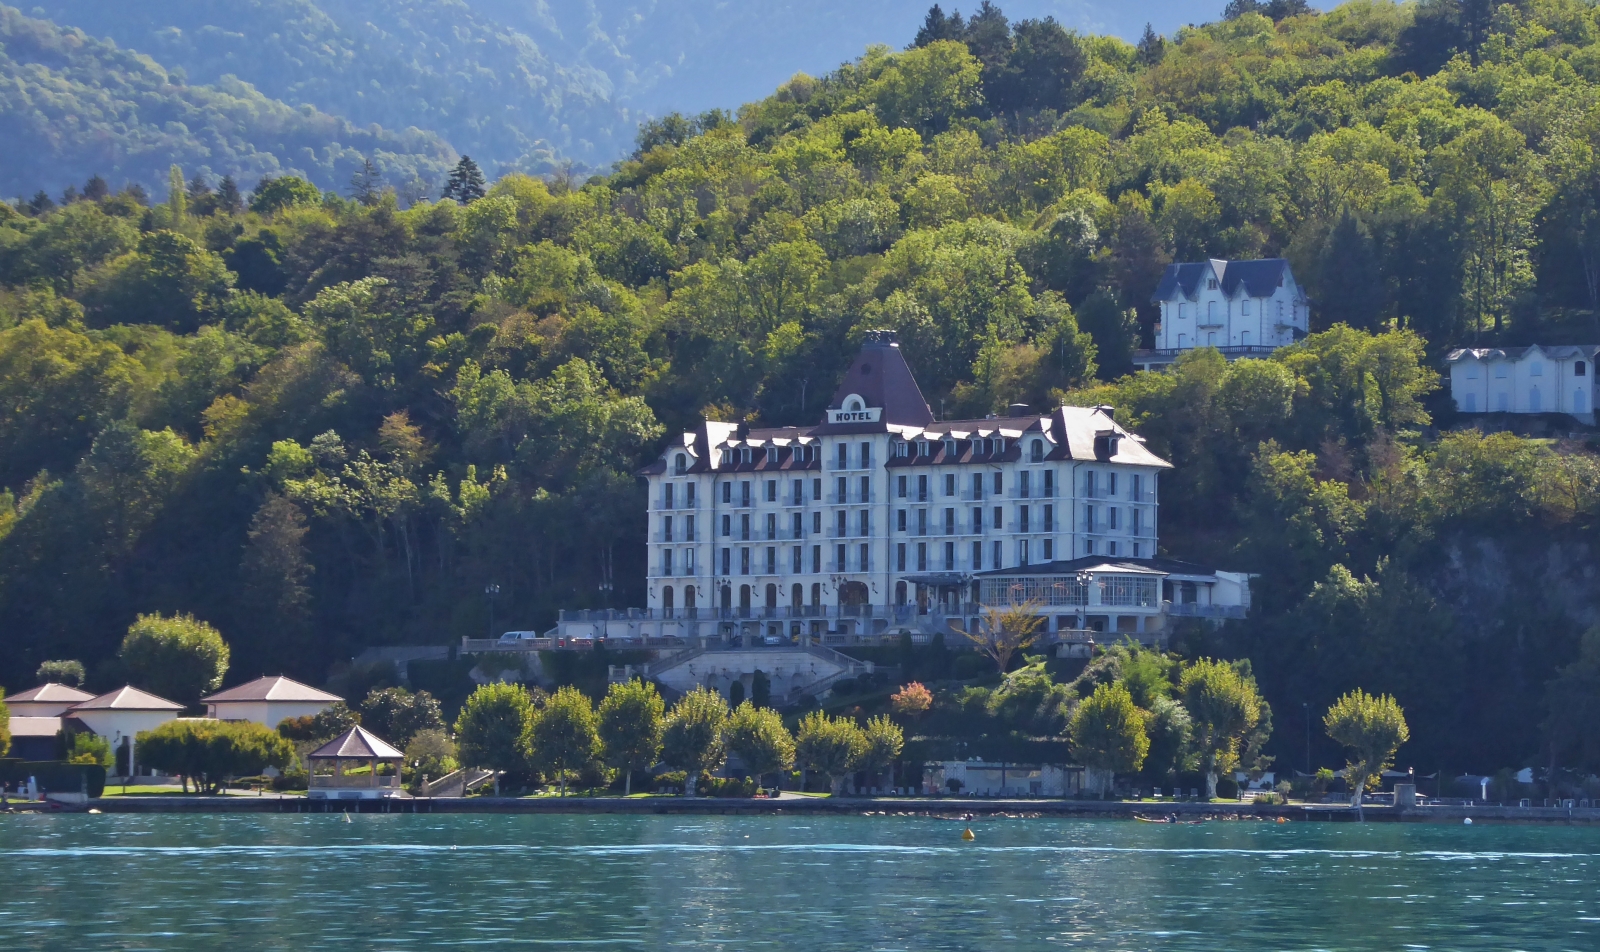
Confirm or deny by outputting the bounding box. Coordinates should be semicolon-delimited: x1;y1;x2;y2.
836;543;847;570
973;507;983;531
686;483;696;506
1043;539;1054;560
741;481;751;506
766;479;777;502
918;474;929;501
1132;473;1143;500
898;475;908;498
944;508;955;534
917;441;930;457
837;476;847;501
792;512;803;537
860;476;871;501
741;514;751;540
1084;504;1095;531
858;510;871;536
837;443;848;468
1043;470;1053;496
813;478;822;500
664;484;674;509
1108;472;1118;496
1085;538;1094;555
685;548;695;573
1043;504;1054;530
836;511;847;536
791;478;802;503
1133;542;1142;558
813;512;822;533
1019;506;1030;533
993;506;1002;530
897;543;907;571
663;516;673;542
812;545;822;573
767;446;778;463
972;472;984;499
766;513;776;538
740;548;750;574
686;517;696;541
993;472;1003;494
721;548;731;574
1020;471;1031;498
944;473;956;496
1108;541;1119;556
792;546;802;572
860;442;872;467
1018;539;1030;565
1132;508;1142;535
722;481;731;504
993;541;1003;568
897;509;907;532
859;543;870;571
944;541;955;569
917;542;928;571
662;549;673;575
917;509;928;534
1109;507;1120;530
766;547;776;574
972;541;983;570
1085;471;1096;497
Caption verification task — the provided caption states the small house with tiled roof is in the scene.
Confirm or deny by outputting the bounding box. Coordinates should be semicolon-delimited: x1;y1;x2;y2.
4;682;95;718
202;675;342;727
66;686;184;779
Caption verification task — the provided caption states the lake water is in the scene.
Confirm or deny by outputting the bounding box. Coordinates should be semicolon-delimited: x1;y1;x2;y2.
1;813;1596;950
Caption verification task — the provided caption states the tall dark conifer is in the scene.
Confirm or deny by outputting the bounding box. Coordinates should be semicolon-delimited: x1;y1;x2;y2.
216;176;244;215
913;4;966;46
1318;209;1385;332
442;155;487;204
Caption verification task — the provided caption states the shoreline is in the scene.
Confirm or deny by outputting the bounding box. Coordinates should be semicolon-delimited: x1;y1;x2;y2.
15;796;1600;824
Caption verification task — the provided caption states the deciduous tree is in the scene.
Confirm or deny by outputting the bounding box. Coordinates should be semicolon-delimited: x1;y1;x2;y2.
119;613;230;707
598;679;665;796
661;686;728;795
529;685;600;795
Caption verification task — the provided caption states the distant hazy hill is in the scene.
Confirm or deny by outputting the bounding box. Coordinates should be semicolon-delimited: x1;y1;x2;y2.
18;0;1227;192
0;6;457;198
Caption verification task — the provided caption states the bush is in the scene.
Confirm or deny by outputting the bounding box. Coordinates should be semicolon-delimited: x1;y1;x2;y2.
1215;776;1240;799
656;770;688;793
137;719;294;792
952;652;989;680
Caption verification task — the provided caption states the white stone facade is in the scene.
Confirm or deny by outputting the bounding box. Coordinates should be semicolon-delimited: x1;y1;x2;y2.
639;333;1172;635
1445;345;1598;423
1142;258;1309;368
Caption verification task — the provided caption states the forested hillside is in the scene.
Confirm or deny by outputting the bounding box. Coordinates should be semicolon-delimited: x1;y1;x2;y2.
0;7;457;199
5;0;1600;777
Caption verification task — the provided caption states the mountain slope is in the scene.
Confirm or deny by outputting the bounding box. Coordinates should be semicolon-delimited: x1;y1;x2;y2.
0;6;456;198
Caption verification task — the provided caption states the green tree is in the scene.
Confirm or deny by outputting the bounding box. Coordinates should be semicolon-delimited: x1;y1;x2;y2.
36;659;86;687
404;729;458;789
965;599;1047;673
1068;682;1150;796
442;156;488;203
724;701;795;789
660;686;728;795
795;710;866;795
1179;659;1264;800
137;720;293;793
858;714;905;792
598;679;665;796
118;613;230;707
529;685;600;795
454;682;535;794
69;731;113;766
1324;689;1410;819
359;687;445;748
249;176;321;215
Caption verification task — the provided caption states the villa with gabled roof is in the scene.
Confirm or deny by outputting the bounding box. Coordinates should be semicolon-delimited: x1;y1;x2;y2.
1137;257;1310;371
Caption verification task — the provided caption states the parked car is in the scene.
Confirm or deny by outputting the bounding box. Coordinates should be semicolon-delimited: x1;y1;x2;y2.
498;630;541;642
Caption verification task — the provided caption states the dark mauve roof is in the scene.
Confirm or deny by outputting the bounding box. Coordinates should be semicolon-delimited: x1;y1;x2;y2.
1152;258;1290;302
203;675;341;704
814;330;934;433
6;683;95;704
69;686;184;711
308;726;404;760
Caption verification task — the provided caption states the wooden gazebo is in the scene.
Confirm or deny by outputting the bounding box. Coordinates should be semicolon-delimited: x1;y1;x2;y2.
306;726;405;799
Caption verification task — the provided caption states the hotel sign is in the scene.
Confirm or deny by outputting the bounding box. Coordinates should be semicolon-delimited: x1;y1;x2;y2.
829;407;881;423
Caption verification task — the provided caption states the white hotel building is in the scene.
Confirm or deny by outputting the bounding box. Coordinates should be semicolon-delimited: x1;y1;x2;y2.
548;332;1251;648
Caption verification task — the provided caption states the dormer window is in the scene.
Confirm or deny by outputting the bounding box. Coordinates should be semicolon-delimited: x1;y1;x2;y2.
741;447;753;464
675;453;687;475
916;441;930;457
844;396;864;412
1030;438;1044;462
767;446;779;463
995;438;1005;454
894;441;908;458
944;439;957;457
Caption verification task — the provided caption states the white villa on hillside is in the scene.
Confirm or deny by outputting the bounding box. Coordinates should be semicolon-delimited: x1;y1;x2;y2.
1445;345;1598;424
1136;258;1310;371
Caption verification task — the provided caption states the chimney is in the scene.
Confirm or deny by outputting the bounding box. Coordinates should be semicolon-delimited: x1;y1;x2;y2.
1007;403;1031;417
1093;404;1116;422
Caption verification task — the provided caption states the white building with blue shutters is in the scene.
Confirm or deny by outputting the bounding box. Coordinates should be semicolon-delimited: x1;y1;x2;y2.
1445;345;1599;424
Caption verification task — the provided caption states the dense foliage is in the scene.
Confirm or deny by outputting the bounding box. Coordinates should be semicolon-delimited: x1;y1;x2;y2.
5;0;1600;781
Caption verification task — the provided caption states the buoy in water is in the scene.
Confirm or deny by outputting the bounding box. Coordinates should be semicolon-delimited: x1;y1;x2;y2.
962;827;976;841
1463;817;1473;825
